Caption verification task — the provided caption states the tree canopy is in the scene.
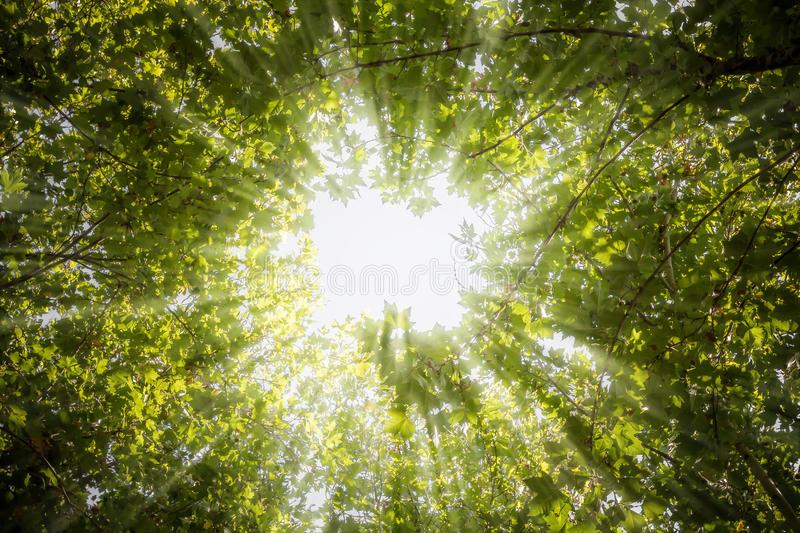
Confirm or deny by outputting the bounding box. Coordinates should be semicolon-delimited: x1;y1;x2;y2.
1;0;799;530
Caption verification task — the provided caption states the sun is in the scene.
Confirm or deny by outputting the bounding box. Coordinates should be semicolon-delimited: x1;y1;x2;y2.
309;179;483;330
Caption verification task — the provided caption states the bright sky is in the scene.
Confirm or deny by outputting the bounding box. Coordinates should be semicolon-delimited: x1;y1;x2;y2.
309;182;482;329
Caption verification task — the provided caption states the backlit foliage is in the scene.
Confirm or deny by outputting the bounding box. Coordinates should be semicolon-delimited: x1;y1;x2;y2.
1;0;799;530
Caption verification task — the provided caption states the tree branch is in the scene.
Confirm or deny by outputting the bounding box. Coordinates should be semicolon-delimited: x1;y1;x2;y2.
0;235;106;292
468;100;560;158
735;443;800;531
609;148;799;356
526;92;692;283
318;26;657;80
717;44;800;76
588;148;800;452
